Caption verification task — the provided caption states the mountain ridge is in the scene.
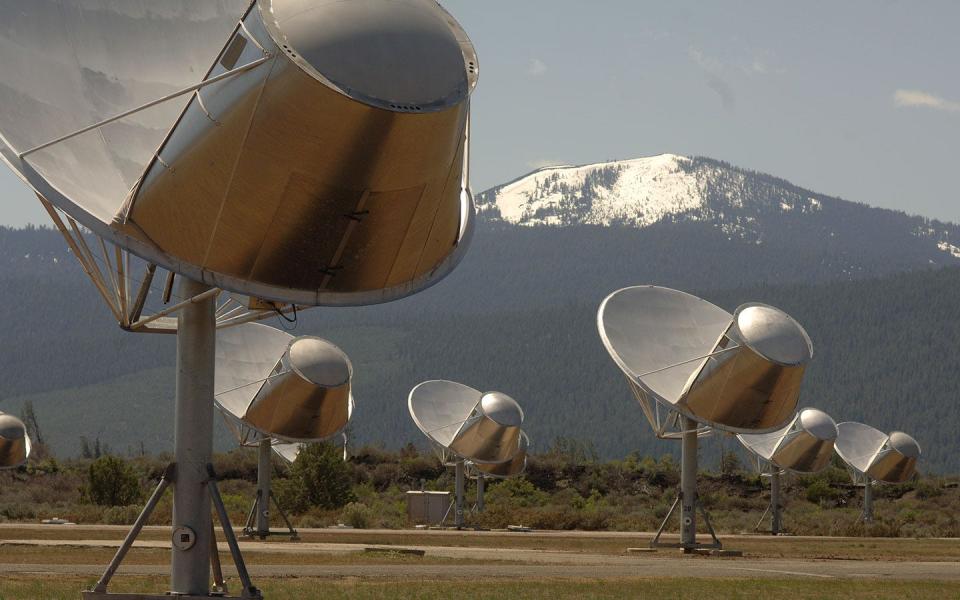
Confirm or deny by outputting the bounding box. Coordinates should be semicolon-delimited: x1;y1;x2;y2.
0;156;958;472
476;154;960;262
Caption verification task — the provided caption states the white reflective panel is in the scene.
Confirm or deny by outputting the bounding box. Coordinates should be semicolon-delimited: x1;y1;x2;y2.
214;322;292;420
408;380;482;449
738;424;788;462
0;0;249;221
834;422;889;475
271;440;303;464
598;286;731;408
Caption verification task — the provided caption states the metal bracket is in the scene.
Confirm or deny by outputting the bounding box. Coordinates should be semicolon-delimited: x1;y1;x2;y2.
649;492;723;550
243;489;299;541
82;463;263;600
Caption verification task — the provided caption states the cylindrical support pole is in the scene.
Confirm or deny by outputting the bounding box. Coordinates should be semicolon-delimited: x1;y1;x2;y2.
770;470;782;535
476;475;485;513
171;278;216;595
455;460;465;529
863;481;874;522
680;416;698;551
256;438;272;538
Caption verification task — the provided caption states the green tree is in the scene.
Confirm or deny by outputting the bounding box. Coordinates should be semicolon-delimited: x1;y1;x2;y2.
283;442;355;512
87;455;141;506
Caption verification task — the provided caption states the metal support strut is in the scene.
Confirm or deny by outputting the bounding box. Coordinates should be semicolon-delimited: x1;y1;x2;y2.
755;470;784;535
476;474;486;513
83;279;261;599
243;438;298;540
650;416;722;552
862;480;874;522
82;463;261;599
454;459;466;529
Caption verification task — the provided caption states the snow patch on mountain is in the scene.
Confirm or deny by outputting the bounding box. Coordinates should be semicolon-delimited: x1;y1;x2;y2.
480;154;701;227
476;154;829;241
938;241;960;259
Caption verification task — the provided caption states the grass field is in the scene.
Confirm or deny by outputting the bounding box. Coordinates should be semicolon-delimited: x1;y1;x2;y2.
0;576;958;600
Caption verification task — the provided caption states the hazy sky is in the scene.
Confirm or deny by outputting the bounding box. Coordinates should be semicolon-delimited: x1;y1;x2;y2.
2;1;958;226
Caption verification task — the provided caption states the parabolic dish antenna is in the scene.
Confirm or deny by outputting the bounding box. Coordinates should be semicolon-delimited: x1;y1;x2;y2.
0;0;477;307
0;1;480;597
597;285;814;552
0;413;30;470
834;422;920;522
408;380;527;528
737;408;838;534
215;323;354;443
215;322;354;540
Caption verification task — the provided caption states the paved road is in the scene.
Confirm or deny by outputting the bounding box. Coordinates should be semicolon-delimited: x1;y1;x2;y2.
0;559;957;581
1;537;957;581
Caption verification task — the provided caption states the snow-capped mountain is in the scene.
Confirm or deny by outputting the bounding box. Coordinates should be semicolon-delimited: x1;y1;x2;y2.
476;154;959;256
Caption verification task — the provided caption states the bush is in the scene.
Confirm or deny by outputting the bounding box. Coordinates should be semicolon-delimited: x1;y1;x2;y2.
486;478;547;508
87;456;141;507
280;443;355;512
914;480;942;500
340;502;374;529
805;479;841;505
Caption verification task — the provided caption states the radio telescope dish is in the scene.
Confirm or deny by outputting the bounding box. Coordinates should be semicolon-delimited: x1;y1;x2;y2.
408;380;527;528
0;1;478;596
0;0;476;307
597;285;814;552
835;422;920;522
0;413;30;470
215;323;353;443
215;322;355;541
598;287;812;435
739;408;838;474
738;408;838;535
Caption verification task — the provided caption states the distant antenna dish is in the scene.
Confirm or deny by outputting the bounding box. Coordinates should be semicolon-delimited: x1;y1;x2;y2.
215;322;354;540
466;431;529;514
409;380;527;529
835;422;920;522
0;413;30;470
597;285;813;552
738;408;838;534
0;1;478;595
215;323;354;443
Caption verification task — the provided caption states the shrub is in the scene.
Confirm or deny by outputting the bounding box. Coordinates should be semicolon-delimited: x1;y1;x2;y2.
805;479;841;505
281;443;355;512
914;480;943;500
486;478;547;508
87;456;141;507
340;502;374;529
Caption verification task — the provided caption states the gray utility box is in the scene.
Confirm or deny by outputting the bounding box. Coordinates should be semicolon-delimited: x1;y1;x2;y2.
406;491;451;525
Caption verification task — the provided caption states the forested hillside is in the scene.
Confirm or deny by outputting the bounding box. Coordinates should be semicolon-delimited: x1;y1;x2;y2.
0;155;958;473
2;261;957;473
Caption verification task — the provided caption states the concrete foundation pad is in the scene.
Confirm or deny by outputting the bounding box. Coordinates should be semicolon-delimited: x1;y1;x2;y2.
364;547;426;557
693;549;744;557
